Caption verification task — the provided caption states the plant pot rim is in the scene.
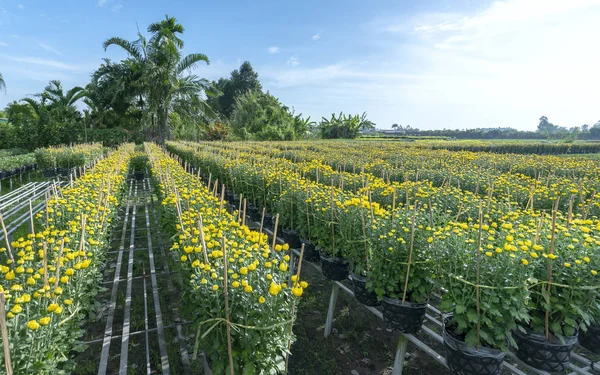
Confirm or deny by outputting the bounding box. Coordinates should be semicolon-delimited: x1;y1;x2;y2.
350;271;369;281
320;253;347;262
443;323;506;357
513;326;578;345
381;295;428;307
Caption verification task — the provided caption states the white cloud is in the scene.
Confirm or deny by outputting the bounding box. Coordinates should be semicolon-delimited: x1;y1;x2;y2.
111;4;123;11
286;57;300;67
4;56;79;70
262;0;600;130
97;0;109;7
38;43;63;56
18;4;24;10
0;41;8;47
312;33;321;40
267;46;279;54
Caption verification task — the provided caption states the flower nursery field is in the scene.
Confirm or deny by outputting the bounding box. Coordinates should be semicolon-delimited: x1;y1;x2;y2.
0;140;599;375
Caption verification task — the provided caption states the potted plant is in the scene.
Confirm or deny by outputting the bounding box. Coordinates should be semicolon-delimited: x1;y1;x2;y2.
312;187;349;281
439;216;532;375
130;154;148;181
369;205;435;333
513;212;599;372
339;195;381;306
291;183;321;262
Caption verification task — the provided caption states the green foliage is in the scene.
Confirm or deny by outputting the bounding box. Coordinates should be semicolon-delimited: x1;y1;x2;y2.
0;71;5;92
319;112;375;139
230;91;300;141
207;61;263;120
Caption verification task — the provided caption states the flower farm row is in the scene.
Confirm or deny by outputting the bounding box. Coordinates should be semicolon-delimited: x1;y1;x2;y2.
0;144;133;374
146;143;307;374
166;140;600;374
0;143;107;181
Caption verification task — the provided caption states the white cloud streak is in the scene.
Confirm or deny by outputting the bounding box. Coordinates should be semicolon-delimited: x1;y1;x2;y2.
38;43;63;56
267;46;279;54
0;41;8;47
312;33;321;40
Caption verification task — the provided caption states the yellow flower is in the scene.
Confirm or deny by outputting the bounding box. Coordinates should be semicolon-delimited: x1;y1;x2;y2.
64;299;73;305
548;254;557;260
11;304;22;314
592;270;598;276
530;252;538;259
240;267;248;275
275;244;282;252
485;252;493;257
39;317;51;326
212;285;219;291
47;303;59;312
300;281;308;288
269;282;281;296
279;263;288;272
5;271;15;281
282;243;289;251
244;285;253;293
258;296;266;304
27;320;40;331
521;259;529;266
232;281;240;288
292;287;303;297
583;257;590;263
180;255;188;262
575;260;582;265
564;262;571;268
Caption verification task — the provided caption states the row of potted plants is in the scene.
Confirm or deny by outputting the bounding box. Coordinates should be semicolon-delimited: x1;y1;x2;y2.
0;153;36;179
0;144;133;374
146;143;307;374
166;141;600;375
172;140;600;219
34;143;107;178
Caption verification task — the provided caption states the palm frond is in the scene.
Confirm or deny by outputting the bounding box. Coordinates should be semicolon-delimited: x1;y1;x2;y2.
176;53;209;74
103;37;144;61
0;72;6;93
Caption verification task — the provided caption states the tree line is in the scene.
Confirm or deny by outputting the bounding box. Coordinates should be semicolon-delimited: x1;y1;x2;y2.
0;16;376;150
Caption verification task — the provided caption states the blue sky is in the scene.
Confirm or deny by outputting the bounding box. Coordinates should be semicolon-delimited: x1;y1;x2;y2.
1;0;599;130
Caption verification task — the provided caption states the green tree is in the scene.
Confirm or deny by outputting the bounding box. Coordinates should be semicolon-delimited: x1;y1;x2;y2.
230;90;297;140
207;61;262;119
0;72;5;93
103;15;218;143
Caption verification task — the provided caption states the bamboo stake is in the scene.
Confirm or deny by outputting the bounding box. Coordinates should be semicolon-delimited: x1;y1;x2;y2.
330;188;336;257
54;239;65;290
220;184;225;212
29;199;35;237
271;214;280;254
242;198;247;227
237;194;243;222
43;242;49;287
0;293;13;375
259;207;266;235
475;204;483;349
545;197;559;341
401;204;417;304
0;210;14;263
221;237;235;375
285;244;305;372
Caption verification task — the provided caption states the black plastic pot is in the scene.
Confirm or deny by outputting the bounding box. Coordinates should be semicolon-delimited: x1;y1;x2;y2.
443;317;505;375
0;171;5;179
43;168;57;178
381;296;427;334
319;253;349;281
282;228;302;249
263;213;275;229
350;272;379;307
134;172;145;181
580;325;600;354
300;239;320;262
512;327;578;373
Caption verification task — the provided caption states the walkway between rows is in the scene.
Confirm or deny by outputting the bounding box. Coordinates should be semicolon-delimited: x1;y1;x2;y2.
77;177;192;375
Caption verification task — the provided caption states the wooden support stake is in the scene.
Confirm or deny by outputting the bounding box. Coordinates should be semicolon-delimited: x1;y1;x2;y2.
0;210;14;263
221;237;235;375
259;207;266;235
0;293;13;375
271;214;280;254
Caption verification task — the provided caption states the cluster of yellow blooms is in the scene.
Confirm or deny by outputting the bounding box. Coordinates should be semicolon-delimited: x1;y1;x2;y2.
147;143;307;373
0;144;133;372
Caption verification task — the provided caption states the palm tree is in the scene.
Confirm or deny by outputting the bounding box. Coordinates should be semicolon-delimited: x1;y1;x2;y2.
40;80;86;109
103;15;218;143
0;72;6;93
